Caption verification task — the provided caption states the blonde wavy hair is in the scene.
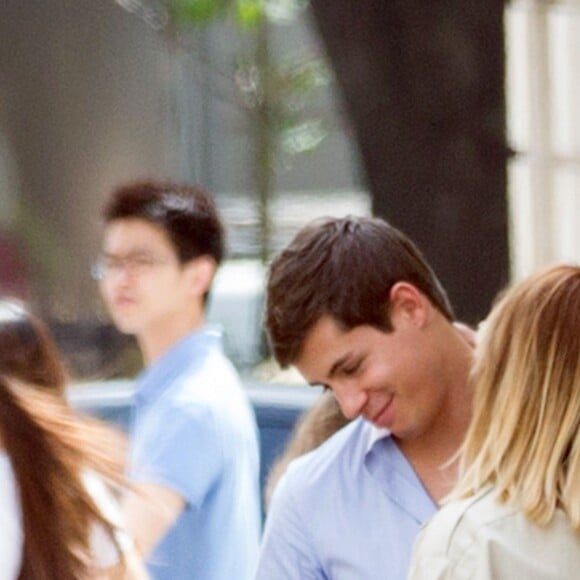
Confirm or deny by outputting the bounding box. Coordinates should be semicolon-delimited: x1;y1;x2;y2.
450;264;580;530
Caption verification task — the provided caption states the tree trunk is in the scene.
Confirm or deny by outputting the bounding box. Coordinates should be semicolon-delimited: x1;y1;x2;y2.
309;0;510;323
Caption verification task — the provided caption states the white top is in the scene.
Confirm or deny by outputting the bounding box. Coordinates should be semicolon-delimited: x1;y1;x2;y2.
0;454;23;579
84;470;128;568
408;487;580;580
0;452;124;579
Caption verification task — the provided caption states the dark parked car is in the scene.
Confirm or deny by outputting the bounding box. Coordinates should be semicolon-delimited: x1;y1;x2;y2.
68;259;321;512
69;379;322;511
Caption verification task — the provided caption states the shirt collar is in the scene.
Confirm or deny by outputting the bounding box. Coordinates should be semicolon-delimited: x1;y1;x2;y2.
366;424;391;454
363;420;438;523
134;325;222;405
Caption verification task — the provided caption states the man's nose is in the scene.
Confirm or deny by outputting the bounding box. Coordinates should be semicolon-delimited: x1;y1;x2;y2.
105;264;133;287
335;386;367;420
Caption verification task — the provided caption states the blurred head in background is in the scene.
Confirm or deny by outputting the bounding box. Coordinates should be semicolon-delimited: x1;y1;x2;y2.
0;298;67;393
97;180;225;362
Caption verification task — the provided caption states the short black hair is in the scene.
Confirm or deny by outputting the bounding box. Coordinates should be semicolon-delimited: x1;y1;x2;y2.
103;180;224;265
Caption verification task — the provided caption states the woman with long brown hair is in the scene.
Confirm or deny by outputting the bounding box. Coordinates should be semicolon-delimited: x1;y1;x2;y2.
0;299;146;579
409;265;580;579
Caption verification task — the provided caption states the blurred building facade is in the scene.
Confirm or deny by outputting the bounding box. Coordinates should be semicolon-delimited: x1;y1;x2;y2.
0;1;362;321
506;0;580;279
0;0;579;327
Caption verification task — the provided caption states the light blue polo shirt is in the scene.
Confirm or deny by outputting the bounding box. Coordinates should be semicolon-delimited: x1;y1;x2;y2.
129;327;261;580
256;417;437;580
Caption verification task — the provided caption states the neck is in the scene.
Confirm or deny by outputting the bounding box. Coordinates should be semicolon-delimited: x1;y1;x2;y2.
398;321;474;502
138;309;206;365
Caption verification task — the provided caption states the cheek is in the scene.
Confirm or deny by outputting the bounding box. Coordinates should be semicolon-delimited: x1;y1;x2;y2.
363;363;394;392
99;280;114;303
370;367;390;388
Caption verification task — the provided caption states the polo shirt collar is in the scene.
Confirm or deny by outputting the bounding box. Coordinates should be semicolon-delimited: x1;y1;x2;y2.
134;325;222;406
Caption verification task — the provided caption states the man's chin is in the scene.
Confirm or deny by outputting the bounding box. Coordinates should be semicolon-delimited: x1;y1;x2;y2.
110;316;141;336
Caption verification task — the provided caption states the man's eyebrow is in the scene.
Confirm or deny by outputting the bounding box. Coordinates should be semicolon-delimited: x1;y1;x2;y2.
307;381;328;390
102;248;153;258
328;353;352;379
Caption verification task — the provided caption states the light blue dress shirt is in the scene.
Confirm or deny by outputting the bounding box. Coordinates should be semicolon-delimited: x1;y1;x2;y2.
256;417;437;580
129;327;261;580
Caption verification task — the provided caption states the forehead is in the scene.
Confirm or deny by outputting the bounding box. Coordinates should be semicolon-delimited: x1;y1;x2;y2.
295;316;366;381
102;218;175;255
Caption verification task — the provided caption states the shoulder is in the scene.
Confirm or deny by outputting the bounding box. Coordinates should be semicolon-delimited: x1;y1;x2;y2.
419;489;509;549
155;351;232;414
168;346;244;403
167;350;255;431
259;419;376;577
135;357;254;451
411;489;580;580
279;417;369;498
410;489;518;578
192;343;241;385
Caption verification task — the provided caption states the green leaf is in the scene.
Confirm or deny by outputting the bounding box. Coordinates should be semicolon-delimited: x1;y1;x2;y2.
235;0;264;27
169;0;227;25
284;59;330;94
280;119;327;155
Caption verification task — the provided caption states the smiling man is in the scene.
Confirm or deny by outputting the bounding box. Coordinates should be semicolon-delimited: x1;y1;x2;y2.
96;181;260;580
256;216;474;580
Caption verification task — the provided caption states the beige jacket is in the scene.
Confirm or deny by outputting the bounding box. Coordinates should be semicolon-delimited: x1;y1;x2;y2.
408;487;580;580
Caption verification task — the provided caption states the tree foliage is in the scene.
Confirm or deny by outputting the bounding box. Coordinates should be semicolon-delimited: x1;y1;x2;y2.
115;0;330;261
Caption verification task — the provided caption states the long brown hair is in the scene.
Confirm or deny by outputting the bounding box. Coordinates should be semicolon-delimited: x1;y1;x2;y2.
0;300;126;578
0;378;126;578
0;299;66;392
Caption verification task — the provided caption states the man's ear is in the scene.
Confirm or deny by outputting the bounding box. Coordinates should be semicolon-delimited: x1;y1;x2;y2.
183;256;217;298
388;282;429;328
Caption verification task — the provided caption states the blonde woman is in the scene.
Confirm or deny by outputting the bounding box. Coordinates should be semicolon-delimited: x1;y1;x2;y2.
408;264;580;579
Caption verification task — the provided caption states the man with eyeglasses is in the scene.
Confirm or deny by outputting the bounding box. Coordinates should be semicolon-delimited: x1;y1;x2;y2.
95;180;261;580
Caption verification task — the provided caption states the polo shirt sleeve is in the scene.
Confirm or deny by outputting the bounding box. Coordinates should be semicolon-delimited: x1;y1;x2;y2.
130;402;223;510
256;470;325;580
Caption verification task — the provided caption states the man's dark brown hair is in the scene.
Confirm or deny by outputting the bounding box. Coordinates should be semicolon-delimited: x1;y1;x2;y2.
266;216;454;367
103;180;224;265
